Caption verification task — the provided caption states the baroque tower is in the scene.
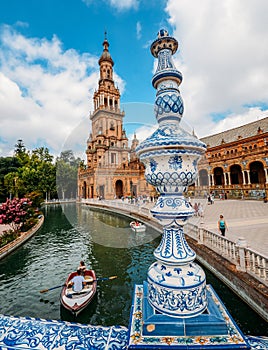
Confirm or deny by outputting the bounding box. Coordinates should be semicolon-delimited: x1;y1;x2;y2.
78;35;152;200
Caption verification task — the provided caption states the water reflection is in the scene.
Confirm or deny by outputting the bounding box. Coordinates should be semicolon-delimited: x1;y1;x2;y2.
0;204;267;336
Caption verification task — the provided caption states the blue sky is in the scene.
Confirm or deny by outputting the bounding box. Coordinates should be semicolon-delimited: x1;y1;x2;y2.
0;0;268;157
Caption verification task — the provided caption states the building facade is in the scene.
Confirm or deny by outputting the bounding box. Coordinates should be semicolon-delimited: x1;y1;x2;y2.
78;37;268;201
78;37;152;200
194;117;268;199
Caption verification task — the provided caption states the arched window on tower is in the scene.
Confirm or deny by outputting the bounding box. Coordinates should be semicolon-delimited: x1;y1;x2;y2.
107;69;110;78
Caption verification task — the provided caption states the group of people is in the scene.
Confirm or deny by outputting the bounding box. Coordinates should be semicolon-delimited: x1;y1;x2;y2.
207;194;214;204
193;202;204;217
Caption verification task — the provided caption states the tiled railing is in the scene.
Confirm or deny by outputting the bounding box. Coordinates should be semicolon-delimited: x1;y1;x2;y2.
81;198;267;287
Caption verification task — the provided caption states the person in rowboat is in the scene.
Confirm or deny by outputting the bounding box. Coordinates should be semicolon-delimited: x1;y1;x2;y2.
77;261;86;275
68;270;87;292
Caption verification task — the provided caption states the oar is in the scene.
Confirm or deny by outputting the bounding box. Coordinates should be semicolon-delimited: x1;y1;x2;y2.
40;276;117;293
96;275;117;282
40;284;65;293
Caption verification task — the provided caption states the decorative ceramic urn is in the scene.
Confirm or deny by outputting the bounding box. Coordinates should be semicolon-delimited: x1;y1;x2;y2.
136;29;207;318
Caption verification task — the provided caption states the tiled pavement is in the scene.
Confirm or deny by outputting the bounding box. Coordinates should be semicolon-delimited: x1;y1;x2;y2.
188;199;268;256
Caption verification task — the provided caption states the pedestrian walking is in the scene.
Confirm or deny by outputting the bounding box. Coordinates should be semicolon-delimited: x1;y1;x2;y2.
193;202;198;216
218;215;228;236
210;194;214;204
198;203;204;217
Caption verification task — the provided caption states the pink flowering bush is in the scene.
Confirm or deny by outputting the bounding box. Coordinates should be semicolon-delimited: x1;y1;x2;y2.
0;198;33;233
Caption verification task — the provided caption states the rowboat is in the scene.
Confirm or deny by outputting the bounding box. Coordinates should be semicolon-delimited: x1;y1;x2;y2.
130;221;146;233
60;269;97;316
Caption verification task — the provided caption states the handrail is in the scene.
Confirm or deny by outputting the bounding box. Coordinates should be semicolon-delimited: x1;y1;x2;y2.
185;222;267;286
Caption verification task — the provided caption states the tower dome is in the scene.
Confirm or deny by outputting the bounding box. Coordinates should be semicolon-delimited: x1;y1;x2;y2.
98;36;114;66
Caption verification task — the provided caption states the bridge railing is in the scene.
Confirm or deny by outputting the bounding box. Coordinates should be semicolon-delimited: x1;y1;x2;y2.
80;198;267;287
185;222;267;286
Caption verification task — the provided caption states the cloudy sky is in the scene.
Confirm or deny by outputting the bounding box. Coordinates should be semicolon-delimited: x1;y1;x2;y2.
0;0;267;158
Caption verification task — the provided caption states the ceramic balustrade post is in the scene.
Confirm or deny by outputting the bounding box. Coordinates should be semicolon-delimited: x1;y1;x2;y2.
136;29;208;318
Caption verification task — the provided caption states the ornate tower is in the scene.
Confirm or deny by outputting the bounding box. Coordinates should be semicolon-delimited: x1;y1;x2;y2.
86;34;129;173
78;34;150;200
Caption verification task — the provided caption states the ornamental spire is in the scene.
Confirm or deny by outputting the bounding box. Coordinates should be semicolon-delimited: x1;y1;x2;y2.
99;31;114;66
151;29;184;125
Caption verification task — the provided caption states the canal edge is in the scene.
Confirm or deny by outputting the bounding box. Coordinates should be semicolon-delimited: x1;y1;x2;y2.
0;215;44;260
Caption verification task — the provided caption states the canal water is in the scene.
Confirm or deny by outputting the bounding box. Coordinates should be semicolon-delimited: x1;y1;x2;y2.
0;203;267;336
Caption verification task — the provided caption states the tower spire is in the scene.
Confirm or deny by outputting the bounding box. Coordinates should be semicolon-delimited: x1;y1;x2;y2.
92;36;121;115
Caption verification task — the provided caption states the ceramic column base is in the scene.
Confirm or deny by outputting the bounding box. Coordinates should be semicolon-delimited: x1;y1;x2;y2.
147;261;207;317
128;283;250;349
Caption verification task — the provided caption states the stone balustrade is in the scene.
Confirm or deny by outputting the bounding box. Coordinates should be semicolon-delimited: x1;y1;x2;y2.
186;222;267;286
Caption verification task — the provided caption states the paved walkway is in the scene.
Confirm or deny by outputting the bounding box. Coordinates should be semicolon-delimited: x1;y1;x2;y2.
188;199;268;256
0;224;7;234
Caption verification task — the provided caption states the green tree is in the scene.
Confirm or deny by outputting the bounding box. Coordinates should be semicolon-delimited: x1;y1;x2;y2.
0;157;21;201
56;150;80;199
14;139;30;166
3;172;21;199
3;142;57;201
19;147;56;200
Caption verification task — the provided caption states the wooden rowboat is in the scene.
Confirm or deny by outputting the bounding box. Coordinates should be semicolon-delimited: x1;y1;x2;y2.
130;221;146;233
60;269;97;316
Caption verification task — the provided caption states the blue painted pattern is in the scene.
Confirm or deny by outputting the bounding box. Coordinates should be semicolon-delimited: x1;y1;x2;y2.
168;155;182;170
0;314;128;350
149;158;157;172
145;170;195;187
155;93;184;115
153;227;196;262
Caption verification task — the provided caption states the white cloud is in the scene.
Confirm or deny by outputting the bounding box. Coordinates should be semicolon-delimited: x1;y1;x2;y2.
108;0;139;11
207;108;268;136
82;0;139;11
136;21;142;39
165;0;268;137
0;25;125;157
